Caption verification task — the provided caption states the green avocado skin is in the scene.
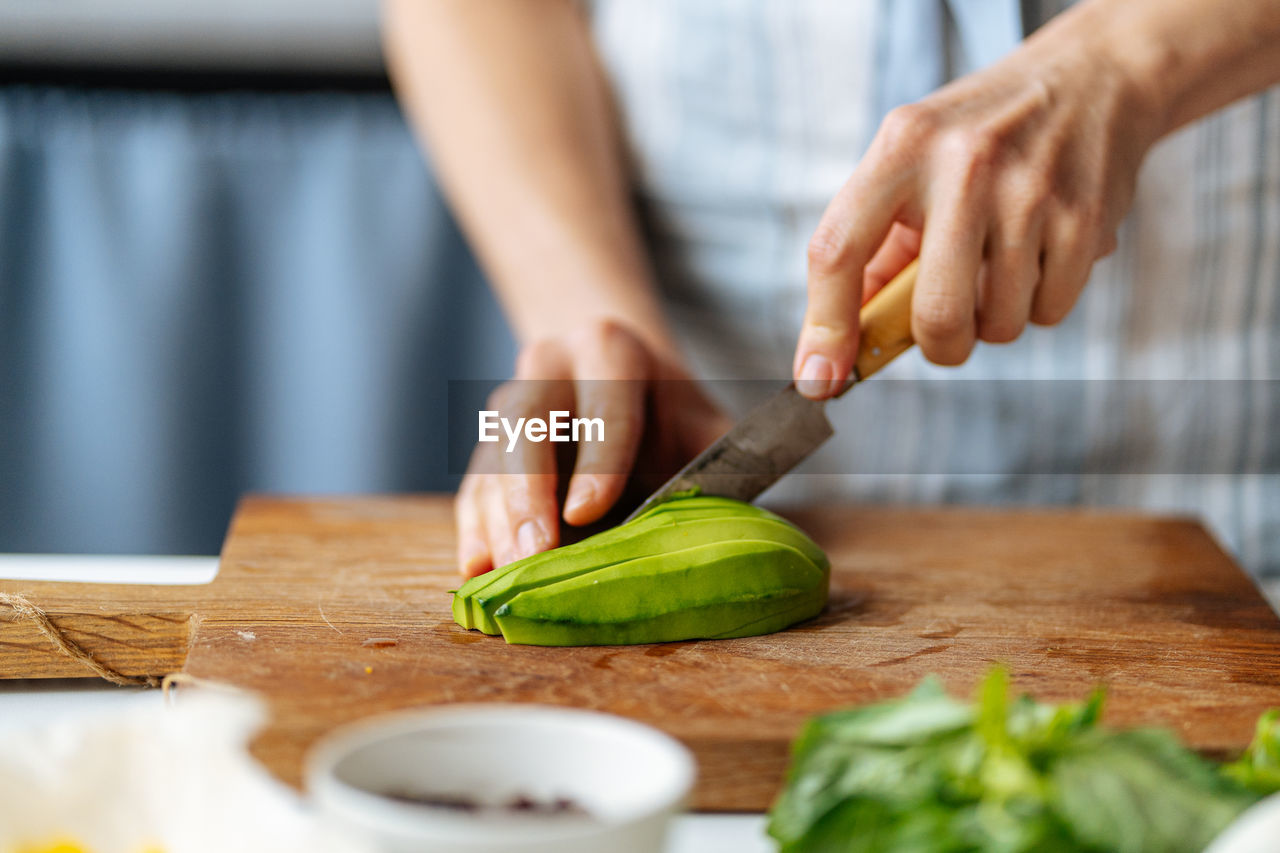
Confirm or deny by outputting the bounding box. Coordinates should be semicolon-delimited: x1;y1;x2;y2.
454;496;764;634
452;496;830;646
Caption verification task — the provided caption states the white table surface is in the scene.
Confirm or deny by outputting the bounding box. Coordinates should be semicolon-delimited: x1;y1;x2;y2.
0;554;773;853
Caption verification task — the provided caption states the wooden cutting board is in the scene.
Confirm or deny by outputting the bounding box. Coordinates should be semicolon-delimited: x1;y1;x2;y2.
4;495;1280;811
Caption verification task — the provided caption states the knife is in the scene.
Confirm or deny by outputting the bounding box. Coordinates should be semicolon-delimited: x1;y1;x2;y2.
625;259;919;521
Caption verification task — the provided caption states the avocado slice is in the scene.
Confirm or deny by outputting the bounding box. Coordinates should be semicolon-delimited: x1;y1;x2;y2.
493;539;828;646
455;494;747;627
460;507;827;635
451;496;830;645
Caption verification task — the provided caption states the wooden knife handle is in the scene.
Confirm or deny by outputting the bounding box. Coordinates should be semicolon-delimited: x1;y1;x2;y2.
852;258;918;383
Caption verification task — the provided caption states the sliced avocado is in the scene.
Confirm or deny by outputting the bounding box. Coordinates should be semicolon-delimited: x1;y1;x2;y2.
453;495;797;633
492;539;828;646
450;496;830;645
466;513;826;635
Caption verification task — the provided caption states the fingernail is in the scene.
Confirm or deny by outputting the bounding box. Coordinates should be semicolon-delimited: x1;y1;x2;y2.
796;354;837;399
515;519;545;559
565;480;596;517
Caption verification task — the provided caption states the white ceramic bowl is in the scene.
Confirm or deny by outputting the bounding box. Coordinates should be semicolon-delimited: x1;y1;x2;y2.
306;704;696;853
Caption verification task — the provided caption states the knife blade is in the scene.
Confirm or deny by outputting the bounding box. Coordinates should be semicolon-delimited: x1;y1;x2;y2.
624;382;834;521
624;259;919;521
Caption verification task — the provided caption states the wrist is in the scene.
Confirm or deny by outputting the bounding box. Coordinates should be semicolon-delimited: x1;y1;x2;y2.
1050;0;1176;140
1063;0;1280;137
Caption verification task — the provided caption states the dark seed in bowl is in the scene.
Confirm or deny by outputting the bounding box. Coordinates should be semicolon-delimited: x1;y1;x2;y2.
381;792;480;811
380;790;591;818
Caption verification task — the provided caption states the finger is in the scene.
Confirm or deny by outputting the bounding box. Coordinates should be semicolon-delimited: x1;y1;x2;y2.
795;167;910;399
862;223;922;304
497;375;573;561
913;189;984;365
498;470;559;563
976;218;1042;344
495;341;573;562
480;475;518;568
455;473;493;578
564;321;650;525
1031;215;1095;326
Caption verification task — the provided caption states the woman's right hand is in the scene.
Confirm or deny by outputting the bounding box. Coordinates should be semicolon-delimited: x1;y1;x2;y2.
455;319;729;578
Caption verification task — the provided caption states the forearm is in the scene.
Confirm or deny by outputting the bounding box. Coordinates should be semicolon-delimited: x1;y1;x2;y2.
1059;0;1280;136
382;0;677;360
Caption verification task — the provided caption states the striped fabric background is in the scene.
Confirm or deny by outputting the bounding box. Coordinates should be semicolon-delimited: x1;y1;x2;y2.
588;0;1280;580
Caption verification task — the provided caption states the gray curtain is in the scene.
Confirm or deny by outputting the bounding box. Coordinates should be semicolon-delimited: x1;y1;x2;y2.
0;85;516;555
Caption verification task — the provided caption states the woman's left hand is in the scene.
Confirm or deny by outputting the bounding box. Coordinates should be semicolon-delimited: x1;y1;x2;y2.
792;2;1168;397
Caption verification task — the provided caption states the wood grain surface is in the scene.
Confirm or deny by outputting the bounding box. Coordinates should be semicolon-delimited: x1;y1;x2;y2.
4;494;1280;811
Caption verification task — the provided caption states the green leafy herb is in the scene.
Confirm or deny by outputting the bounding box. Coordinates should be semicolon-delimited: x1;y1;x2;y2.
768;669;1279;853
1222;708;1280;796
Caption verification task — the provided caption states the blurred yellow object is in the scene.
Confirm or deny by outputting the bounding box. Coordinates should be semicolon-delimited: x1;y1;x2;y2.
13;841;163;853
14;840;87;853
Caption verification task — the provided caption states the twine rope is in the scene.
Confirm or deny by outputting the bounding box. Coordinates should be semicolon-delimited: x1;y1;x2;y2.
160;671;224;703
0;592;160;687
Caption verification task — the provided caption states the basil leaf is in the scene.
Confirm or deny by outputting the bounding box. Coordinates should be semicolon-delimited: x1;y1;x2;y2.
1222;709;1280;797
768;669;1273;853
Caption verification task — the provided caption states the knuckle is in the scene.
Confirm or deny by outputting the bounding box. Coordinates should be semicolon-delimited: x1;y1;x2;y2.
995;212;1039;250
807;226;853;275
1029;303;1067;326
1005;169;1052;213
977;314;1026;344
1023;172;1054;204
1030;291;1076;326
484;383;515;412
1048;214;1103;266
912;292;971;342
1067;200;1105;237
569;317;649;379
500;476;533;508
1028;76;1055;113
570;317;639;355
802;319;856;349
594;316;630;341
457;474;480;501
878;103;934;149
514;339;560;379
575;317;627;347
942;128;999;183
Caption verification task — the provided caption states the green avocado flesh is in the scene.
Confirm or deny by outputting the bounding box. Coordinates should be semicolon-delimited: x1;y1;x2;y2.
451;495;830;646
